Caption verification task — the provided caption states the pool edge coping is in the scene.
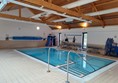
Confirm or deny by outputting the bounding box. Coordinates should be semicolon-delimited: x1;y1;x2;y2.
14;48;118;83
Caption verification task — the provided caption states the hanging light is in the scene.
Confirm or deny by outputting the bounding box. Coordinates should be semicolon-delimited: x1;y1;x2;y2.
80;22;88;28
57;25;62;29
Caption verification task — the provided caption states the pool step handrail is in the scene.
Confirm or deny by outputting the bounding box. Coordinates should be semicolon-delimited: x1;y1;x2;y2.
73;50;96;71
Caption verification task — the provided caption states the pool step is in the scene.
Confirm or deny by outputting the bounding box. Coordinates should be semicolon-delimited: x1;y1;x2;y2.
59;65;91;77
69;66;90;75
65;67;88;75
69;64;93;74
59;63;95;77
60;67;85;78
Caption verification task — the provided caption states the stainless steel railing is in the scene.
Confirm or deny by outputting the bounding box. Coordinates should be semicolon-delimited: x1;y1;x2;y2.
46;47;96;83
65;50;96;83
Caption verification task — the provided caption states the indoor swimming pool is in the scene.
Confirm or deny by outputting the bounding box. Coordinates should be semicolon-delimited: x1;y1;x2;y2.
19;48;115;78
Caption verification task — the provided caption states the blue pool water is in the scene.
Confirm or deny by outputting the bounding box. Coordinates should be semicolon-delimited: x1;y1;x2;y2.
19;48;115;77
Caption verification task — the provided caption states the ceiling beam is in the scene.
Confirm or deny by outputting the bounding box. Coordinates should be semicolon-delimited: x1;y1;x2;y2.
30;0;87;21
0;13;43;23
75;7;83;14
1;3;16;11
91;3;105;27
13;0;103;26
28;8;48;21
28;8;41;20
48;0;53;3
31;12;51;19
0;0;7;11
86;7;118;16
53;18;73;22
62;0;97;9
54;7;118;22
0;13;62;25
28;8;42;14
96;0;118;7
25;0;97;23
45;15;62;22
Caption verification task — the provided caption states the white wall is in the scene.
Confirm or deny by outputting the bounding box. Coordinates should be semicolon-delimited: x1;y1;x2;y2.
52;29;83;46
52;25;118;45
1;8;118;45
0;8;52;40
0;19;52;40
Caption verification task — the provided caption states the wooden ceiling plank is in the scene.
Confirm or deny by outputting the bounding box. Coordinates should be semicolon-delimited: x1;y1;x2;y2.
21;0;103;26
28;8;42;14
48;0;52;3
91;3;105;27
96;0;118;7
45;15;62;21
75;7;83;15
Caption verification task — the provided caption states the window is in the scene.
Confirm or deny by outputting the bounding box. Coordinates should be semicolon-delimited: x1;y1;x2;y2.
82;32;88;49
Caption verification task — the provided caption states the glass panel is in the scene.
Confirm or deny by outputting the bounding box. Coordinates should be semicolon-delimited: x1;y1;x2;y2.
83;32;88;49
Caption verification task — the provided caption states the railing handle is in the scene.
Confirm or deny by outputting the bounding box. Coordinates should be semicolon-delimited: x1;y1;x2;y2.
47;48;51;72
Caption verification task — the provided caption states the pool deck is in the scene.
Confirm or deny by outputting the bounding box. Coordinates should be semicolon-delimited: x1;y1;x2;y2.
0;49;118;83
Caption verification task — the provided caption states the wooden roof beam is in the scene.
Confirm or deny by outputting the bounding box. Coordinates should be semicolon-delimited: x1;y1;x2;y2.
86;8;118;16
48;0;53;3
13;0;103;26
0;0;7;11
96;0;118;6
0;13;43;23
45;15;62;22
91;3;105;28
0;13;63;26
62;0;97;9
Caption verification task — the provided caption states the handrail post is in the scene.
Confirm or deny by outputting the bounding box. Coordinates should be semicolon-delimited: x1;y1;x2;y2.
65;51;71;83
47;48;51;72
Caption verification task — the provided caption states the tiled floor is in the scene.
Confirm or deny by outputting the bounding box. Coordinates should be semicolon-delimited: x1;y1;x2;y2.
87;64;118;83
0;50;81;83
0;49;118;83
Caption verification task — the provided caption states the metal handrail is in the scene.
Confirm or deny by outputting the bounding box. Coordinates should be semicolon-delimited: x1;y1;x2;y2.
72;50;96;71
47;47;58;72
65;50;96;83
65;50;71;83
55;47;96;71
47;48;96;83
47;47;51;72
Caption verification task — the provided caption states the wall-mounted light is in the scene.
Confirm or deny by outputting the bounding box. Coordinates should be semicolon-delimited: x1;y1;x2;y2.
36;26;40;30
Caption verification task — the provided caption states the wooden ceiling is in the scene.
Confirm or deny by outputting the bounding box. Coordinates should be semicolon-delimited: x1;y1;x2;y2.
0;0;118;29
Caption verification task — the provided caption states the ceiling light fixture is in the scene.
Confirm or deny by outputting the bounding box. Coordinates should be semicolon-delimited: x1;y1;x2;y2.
81;22;88;28
57;26;62;29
